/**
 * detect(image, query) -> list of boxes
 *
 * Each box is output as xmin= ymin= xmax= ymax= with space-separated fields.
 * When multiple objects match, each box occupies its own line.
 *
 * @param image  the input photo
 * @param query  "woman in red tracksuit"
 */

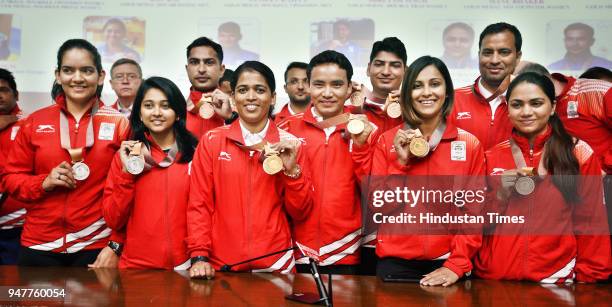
xmin=1 ymin=39 xmax=128 ymax=266
xmin=371 ymin=56 xmax=485 ymax=286
xmin=102 ymin=77 xmax=198 ymax=270
xmin=187 ymin=61 xmax=313 ymax=279
xmin=474 ymin=72 xmax=612 ymax=283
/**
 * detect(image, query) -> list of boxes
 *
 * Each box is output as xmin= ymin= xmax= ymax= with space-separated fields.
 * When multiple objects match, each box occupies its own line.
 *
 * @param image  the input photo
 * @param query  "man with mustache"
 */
xmin=275 ymin=62 xmax=310 ymax=123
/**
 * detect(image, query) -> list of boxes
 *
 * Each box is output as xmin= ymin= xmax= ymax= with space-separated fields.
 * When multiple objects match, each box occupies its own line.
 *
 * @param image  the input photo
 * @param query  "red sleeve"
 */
xmin=1 ymin=117 xmax=47 ymax=202
xmin=186 ymin=134 xmax=216 ymax=258
xmin=351 ymin=127 xmax=381 ymax=179
xmin=280 ymin=145 xmax=314 ymax=221
xmin=444 ymin=138 xmax=485 ymax=277
xmin=102 ymin=154 xmax=136 ymax=231
xmin=572 ymin=149 xmax=612 ymax=282
xmin=602 ymin=88 xmax=612 ymax=174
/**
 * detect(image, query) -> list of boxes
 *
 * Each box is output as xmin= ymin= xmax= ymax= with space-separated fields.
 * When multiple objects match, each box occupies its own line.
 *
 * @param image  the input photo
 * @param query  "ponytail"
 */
xmin=544 ymin=114 xmax=580 ymax=203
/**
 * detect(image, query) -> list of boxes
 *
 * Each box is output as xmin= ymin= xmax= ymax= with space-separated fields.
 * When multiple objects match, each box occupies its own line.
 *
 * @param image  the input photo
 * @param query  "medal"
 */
xmin=263 ymin=155 xmax=283 ymax=175
xmin=350 ymin=91 xmax=365 ymax=107
xmin=386 ymin=102 xmax=402 ymax=118
xmin=125 ymin=142 xmax=145 ymax=175
xmin=347 ymin=118 xmax=365 ymax=135
xmin=72 ymin=161 xmax=90 ymax=181
xmin=409 ymin=137 xmax=429 ymax=158
xmin=199 ymin=97 xmax=215 ymax=119
xmin=514 ymin=176 xmax=535 ymax=195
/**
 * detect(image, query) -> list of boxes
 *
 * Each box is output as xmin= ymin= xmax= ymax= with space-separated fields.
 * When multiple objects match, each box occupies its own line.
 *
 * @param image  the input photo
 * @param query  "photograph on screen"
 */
xmin=311 ymin=18 xmax=375 ymax=68
xmin=440 ymin=22 xmax=478 ymax=70
xmin=198 ymin=18 xmax=261 ymax=69
xmin=83 ymin=16 xmax=145 ymax=63
xmin=547 ymin=21 xmax=612 ymax=71
xmin=0 ymin=14 xmax=21 ymax=61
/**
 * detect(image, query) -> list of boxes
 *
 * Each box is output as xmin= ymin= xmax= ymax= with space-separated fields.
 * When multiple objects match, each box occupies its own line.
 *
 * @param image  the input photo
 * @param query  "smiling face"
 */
xmin=410 ymin=65 xmax=447 ymax=121
xmin=507 ymin=82 xmax=555 ymax=140
xmin=140 ymin=87 xmax=177 ymax=136
xmin=186 ymin=46 xmax=225 ymax=92
xmin=309 ymin=63 xmax=350 ymax=119
xmin=233 ymin=70 xmax=275 ymax=126
xmin=478 ymin=31 xmax=521 ymax=89
xmin=104 ymin=22 xmax=126 ymax=47
xmin=367 ymin=51 xmax=405 ymax=97
xmin=110 ymin=63 xmax=142 ymax=100
xmin=55 ymin=48 xmax=105 ymax=105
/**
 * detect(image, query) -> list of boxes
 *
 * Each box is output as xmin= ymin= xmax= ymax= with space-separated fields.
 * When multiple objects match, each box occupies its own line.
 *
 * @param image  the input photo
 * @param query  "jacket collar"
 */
xmin=188 ymin=86 xmax=217 ymax=103
xmin=551 ymin=73 xmax=576 ymax=100
xmin=54 ymin=93 xmax=103 ymax=116
xmin=511 ymin=125 xmax=552 ymax=153
xmin=226 ymin=118 xmax=280 ymax=145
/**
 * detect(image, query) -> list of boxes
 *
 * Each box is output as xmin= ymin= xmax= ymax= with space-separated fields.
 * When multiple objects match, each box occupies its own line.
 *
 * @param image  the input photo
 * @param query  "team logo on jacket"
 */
xmin=456 ymin=112 xmax=471 ymax=120
xmin=218 ymin=151 xmax=232 ymax=161
xmin=36 ymin=125 xmax=55 ymax=133
xmin=491 ymin=168 xmax=505 ymax=175
xmin=567 ymin=101 xmax=579 ymax=119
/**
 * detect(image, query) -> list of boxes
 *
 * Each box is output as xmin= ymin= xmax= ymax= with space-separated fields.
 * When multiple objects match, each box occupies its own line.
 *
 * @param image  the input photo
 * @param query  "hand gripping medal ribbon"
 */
xmin=403 ymin=122 xmax=446 ymax=159
xmin=262 ymin=144 xmax=283 ymax=175
xmin=126 ymin=142 xmax=146 ymax=175
xmin=59 ymin=103 xmax=99 ymax=181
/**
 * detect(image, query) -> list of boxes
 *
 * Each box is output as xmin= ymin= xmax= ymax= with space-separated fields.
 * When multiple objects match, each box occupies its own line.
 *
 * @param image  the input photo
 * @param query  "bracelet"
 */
xmin=107 ymin=241 xmax=123 ymax=256
xmin=191 ymin=256 xmax=210 ymax=265
xmin=283 ymin=164 xmax=302 ymax=179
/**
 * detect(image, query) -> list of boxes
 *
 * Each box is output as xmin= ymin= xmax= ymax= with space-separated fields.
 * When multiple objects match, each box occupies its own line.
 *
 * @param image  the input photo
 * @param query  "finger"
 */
xmin=58 ymin=161 xmax=73 ymax=170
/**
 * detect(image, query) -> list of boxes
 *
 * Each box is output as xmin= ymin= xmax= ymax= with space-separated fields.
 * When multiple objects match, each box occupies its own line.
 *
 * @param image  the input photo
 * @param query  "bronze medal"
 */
xmin=386 ymin=102 xmax=402 ymax=118
xmin=72 ymin=161 xmax=90 ymax=181
xmin=199 ymin=96 xmax=215 ymax=119
xmin=347 ymin=119 xmax=365 ymax=135
xmin=263 ymin=155 xmax=283 ymax=175
xmin=350 ymin=91 xmax=365 ymax=107
xmin=515 ymin=176 xmax=535 ymax=196
xmin=409 ymin=137 xmax=429 ymax=158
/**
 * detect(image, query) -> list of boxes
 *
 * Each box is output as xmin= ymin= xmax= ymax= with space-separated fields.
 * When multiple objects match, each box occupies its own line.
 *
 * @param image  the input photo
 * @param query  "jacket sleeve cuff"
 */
xmin=33 ymin=174 xmax=49 ymax=198
xmin=443 ymin=260 xmax=466 ymax=278
xmin=393 ymin=159 xmax=411 ymax=172
xmin=190 ymin=250 xmax=210 ymax=259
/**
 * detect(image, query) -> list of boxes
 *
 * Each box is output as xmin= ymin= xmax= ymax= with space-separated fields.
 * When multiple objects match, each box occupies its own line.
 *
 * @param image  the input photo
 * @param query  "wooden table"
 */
xmin=0 ymin=266 xmax=610 ymax=306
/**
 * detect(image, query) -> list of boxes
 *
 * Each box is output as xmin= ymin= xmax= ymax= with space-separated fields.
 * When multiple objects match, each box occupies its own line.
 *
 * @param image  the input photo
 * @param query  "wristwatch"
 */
xmin=108 ymin=241 xmax=123 ymax=256
xmin=191 ymin=256 xmax=210 ymax=265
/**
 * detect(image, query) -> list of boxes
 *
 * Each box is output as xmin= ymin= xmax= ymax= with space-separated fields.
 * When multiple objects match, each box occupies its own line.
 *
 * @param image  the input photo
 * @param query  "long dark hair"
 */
xmin=130 ymin=76 xmax=198 ymax=163
xmin=52 ymin=39 xmax=104 ymax=99
xmin=399 ymin=56 xmax=454 ymax=127
xmin=506 ymin=72 xmax=580 ymax=202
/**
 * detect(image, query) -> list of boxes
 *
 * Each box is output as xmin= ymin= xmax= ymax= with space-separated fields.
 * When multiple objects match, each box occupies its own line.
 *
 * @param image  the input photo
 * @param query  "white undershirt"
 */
xmin=478 ymin=79 xmax=507 ymax=120
xmin=240 ymin=119 xmax=270 ymax=146
xmin=311 ymin=107 xmax=335 ymax=140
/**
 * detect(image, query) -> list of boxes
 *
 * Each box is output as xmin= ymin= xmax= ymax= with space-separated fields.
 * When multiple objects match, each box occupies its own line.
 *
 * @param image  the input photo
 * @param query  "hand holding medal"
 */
xmin=347 ymin=114 xmax=374 ymax=146
xmin=384 ymin=90 xmax=402 ymax=119
xmin=498 ymin=167 xmax=537 ymax=200
xmin=42 ymin=161 xmax=77 ymax=192
xmin=268 ymin=140 xmax=301 ymax=178
xmin=349 ymin=83 xmax=366 ymax=108
xmin=119 ymin=141 xmax=145 ymax=175
xmin=262 ymin=143 xmax=283 ymax=175
xmin=198 ymin=95 xmax=215 ymax=119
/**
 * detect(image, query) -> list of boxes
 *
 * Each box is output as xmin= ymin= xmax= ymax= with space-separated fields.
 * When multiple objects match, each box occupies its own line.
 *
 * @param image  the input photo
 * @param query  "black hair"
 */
xmin=369 ymin=37 xmax=407 ymax=65
xmin=399 ymin=56 xmax=454 ymax=126
xmin=506 ymin=72 xmax=580 ymax=202
xmin=220 ymin=68 xmax=234 ymax=83
xmin=478 ymin=22 xmax=522 ymax=52
xmin=110 ymin=58 xmax=143 ymax=78
xmin=103 ymin=18 xmax=127 ymax=33
xmin=186 ymin=37 xmax=224 ymax=63
xmin=307 ymin=50 xmax=353 ymax=82
xmin=284 ymin=62 xmax=308 ymax=83
xmin=52 ymin=39 xmax=104 ymax=99
xmin=218 ymin=22 xmax=242 ymax=38
xmin=443 ymin=22 xmax=475 ymax=41
xmin=0 ymin=68 xmax=18 ymax=96
xmin=231 ymin=61 xmax=276 ymax=118
xmin=564 ymin=23 xmax=594 ymax=38
xmin=579 ymin=66 xmax=612 ymax=81
xmin=130 ymin=76 xmax=199 ymax=163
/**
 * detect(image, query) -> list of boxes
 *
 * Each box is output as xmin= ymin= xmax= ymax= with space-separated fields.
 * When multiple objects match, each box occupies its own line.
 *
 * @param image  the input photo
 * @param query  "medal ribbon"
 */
xmin=59 ymin=102 xmax=99 ymax=163
xmin=313 ymin=112 xmax=351 ymax=130
xmin=509 ymin=139 xmax=548 ymax=177
xmin=484 ymin=75 xmax=511 ymax=103
xmin=142 ymin=142 xmax=179 ymax=169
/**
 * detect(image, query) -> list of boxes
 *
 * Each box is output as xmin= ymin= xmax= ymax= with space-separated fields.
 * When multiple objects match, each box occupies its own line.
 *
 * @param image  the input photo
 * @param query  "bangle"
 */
xmin=191 ymin=256 xmax=210 ymax=265
xmin=283 ymin=164 xmax=301 ymax=179
xmin=108 ymin=241 xmax=123 ymax=256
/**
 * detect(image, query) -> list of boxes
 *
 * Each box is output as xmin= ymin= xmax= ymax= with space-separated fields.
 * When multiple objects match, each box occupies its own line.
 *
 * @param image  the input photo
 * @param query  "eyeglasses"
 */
xmin=112 ymin=73 xmax=140 ymax=81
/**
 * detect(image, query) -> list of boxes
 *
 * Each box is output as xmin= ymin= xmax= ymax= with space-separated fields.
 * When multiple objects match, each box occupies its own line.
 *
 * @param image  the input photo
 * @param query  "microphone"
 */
xmin=219 ymin=246 xmax=295 ymax=272
xmin=286 ymin=242 xmax=333 ymax=307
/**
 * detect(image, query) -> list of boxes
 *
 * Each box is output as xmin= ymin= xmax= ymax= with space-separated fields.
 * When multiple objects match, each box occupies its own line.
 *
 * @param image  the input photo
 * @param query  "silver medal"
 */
xmin=72 ymin=162 xmax=90 ymax=181
xmin=126 ymin=156 xmax=145 ymax=175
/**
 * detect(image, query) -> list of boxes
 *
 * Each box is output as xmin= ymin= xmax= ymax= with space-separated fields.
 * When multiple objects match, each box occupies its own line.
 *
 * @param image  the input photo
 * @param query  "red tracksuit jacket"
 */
xmin=475 ymin=127 xmax=612 ymax=282
xmin=371 ymin=122 xmax=485 ymax=277
xmin=449 ymin=77 xmax=514 ymax=149
xmin=185 ymin=89 xmax=225 ymax=140
xmin=274 ymin=103 xmax=302 ymax=124
xmin=1 ymin=95 xmax=129 ymax=252
xmin=187 ymin=120 xmax=313 ymax=272
xmin=351 ymin=96 xmax=404 ymax=134
xmin=102 ymin=138 xmax=190 ymax=270
xmin=0 ymin=106 xmax=28 ymax=230
xmin=277 ymin=108 xmax=373 ymax=266
xmin=552 ymin=73 xmax=612 ymax=174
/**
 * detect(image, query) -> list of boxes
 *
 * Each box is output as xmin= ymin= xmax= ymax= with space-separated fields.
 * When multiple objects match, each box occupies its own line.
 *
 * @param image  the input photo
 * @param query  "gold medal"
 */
xmin=409 ymin=137 xmax=429 ymax=158
xmin=263 ymin=155 xmax=283 ymax=175
xmin=72 ymin=161 xmax=90 ymax=181
xmin=199 ymin=96 xmax=215 ymax=119
xmin=347 ymin=119 xmax=365 ymax=135
xmin=386 ymin=102 xmax=402 ymax=118
xmin=515 ymin=176 xmax=535 ymax=196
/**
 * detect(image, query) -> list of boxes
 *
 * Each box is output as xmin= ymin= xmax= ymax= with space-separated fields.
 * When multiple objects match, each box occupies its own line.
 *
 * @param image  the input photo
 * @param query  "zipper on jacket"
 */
xmin=165 ymin=168 xmax=173 ymax=269
xmin=246 ymin=152 xmax=253 ymax=271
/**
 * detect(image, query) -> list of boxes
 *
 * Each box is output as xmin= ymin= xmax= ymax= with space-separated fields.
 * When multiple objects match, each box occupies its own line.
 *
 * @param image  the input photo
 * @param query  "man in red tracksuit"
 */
xmin=278 ymin=50 xmax=375 ymax=274
xmin=0 ymin=68 xmax=27 ymax=264
xmin=449 ymin=22 xmax=523 ymax=149
xmin=184 ymin=37 xmax=234 ymax=139
xmin=275 ymin=62 xmax=310 ymax=123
